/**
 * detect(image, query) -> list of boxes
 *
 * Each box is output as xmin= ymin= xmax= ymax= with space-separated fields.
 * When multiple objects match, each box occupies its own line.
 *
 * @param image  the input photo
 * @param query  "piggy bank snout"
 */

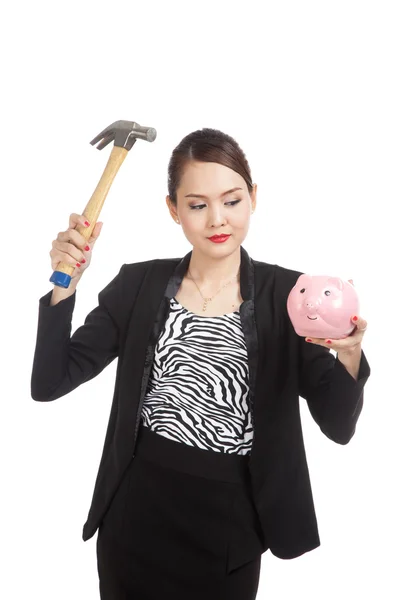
xmin=304 ymin=295 xmax=321 ymax=310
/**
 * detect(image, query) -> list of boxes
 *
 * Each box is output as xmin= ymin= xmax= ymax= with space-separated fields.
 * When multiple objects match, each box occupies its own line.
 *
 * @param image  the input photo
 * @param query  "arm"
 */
xmin=298 ymin=336 xmax=371 ymax=444
xmin=337 ymin=345 xmax=362 ymax=380
xmin=31 ymin=265 xmax=126 ymax=402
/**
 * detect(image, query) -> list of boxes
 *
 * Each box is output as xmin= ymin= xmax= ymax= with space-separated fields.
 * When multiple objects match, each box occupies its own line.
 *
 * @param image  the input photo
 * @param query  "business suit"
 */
xmin=31 ymin=245 xmax=371 ymax=578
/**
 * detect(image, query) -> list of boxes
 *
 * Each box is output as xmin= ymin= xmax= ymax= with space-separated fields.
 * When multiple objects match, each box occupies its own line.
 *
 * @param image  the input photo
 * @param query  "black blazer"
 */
xmin=31 ymin=245 xmax=371 ymax=560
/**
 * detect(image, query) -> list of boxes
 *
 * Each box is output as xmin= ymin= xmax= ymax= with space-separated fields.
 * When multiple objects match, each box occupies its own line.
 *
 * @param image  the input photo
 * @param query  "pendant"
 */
xmin=203 ymin=297 xmax=212 ymax=312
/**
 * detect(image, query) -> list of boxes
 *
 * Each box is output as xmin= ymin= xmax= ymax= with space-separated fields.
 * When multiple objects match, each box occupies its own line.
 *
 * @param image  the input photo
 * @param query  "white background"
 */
xmin=1 ymin=0 xmax=398 ymax=598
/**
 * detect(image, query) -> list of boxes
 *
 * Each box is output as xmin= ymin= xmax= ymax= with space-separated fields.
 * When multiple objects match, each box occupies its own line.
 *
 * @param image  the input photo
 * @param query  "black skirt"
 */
xmin=96 ymin=423 xmax=265 ymax=599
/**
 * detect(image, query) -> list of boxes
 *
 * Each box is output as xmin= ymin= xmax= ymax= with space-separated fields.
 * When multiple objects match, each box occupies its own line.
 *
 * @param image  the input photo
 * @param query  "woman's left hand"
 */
xmin=305 ymin=279 xmax=368 ymax=353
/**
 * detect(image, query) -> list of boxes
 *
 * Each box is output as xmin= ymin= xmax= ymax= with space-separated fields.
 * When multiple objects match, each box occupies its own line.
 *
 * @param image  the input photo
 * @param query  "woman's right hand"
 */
xmin=50 ymin=213 xmax=103 ymax=285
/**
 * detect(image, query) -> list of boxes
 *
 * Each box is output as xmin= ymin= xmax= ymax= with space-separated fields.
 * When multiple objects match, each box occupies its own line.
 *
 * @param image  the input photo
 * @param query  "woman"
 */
xmin=31 ymin=128 xmax=371 ymax=599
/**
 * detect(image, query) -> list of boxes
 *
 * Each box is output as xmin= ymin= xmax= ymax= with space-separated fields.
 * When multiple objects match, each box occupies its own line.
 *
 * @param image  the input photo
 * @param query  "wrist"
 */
xmin=337 ymin=343 xmax=362 ymax=358
xmin=50 ymin=276 xmax=80 ymax=306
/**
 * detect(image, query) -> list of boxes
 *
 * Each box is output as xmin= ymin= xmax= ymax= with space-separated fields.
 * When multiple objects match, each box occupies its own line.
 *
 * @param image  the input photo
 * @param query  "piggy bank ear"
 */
xmin=326 ymin=277 xmax=344 ymax=291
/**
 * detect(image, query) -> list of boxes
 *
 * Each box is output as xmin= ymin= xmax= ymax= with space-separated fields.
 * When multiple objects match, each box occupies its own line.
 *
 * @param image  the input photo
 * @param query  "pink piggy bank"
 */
xmin=287 ymin=274 xmax=360 ymax=340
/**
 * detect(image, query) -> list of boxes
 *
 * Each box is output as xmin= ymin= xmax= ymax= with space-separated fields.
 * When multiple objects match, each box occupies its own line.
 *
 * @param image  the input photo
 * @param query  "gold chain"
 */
xmin=187 ymin=266 xmax=240 ymax=312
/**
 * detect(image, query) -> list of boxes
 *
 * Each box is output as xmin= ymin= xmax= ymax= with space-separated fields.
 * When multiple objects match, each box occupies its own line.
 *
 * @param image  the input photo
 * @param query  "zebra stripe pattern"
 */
xmin=140 ymin=297 xmax=254 ymax=455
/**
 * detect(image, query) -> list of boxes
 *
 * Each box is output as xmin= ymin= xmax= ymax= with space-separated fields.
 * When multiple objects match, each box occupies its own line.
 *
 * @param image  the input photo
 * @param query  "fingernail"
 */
xmin=84 ymin=221 xmax=90 ymax=227
xmin=306 ymin=338 xmax=312 ymax=342
xmin=326 ymin=340 xmax=332 ymax=344
xmin=76 ymin=262 xmax=81 ymax=267
xmin=353 ymin=316 xmax=358 ymax=321
xmin=85 ymin=245 xmax=90 ymax=251
xmin=81 ymin=259 xmax=86 ymax=264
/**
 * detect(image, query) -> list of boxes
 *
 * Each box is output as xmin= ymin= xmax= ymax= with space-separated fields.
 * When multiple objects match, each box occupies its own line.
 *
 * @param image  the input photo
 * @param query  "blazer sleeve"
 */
xmin=298 ymin=335 xmax=371 ymax=444
xmin=31 ymin=265 xmax=126 ymax=402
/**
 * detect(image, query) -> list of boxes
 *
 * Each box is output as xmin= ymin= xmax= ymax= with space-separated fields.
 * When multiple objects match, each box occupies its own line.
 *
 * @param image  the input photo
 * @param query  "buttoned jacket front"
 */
xmin=31 ymin=245 xmax=371 ymax=559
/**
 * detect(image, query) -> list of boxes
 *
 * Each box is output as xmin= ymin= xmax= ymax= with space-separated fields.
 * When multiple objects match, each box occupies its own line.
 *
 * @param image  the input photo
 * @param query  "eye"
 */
xmin=300 ymin=288 xmax=331 ymax=296
xmin=189 ymin=199 xmax=242 ymax=210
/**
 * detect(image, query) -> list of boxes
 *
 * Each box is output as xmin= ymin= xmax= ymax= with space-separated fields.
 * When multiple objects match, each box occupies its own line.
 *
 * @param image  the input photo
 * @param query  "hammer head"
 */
xmin=90 ymin=120 xmax=157 ymax=151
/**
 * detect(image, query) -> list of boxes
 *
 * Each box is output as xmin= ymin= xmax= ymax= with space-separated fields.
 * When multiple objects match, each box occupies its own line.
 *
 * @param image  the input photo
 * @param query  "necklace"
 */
xmin=187 ymin=266 xmax=240 ymax=312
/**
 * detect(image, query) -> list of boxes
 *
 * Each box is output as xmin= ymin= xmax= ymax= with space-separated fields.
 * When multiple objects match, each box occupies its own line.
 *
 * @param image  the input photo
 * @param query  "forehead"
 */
xmin=179 ymin=161 xmax=244 ymax=192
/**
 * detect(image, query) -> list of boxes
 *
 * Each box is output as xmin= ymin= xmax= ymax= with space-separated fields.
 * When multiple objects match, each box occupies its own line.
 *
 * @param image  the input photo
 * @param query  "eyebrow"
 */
xmin=184 ymin=187 xmax=243 ymax=200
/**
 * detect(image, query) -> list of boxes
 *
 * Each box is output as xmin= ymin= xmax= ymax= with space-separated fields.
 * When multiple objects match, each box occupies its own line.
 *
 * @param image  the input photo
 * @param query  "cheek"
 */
xmin=237 ymin=203 xmax=252 ymax=218
xmin=232 ymin=210 xmax=251 ymax=227
xmin=180 ymin=215 xmax=202 ymax=232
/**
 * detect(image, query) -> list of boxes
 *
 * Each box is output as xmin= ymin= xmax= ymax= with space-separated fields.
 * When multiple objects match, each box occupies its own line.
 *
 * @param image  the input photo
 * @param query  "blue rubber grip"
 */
xmin=49 ymin=271 xmax=72 ymax=288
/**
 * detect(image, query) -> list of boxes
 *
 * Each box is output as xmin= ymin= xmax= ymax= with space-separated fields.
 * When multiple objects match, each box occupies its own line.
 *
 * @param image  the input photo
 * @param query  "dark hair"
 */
xmin=167 ymin=128 xmax=254 ymax=206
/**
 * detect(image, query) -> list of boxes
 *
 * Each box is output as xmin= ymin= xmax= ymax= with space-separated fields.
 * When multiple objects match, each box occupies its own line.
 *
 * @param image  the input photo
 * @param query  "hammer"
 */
xmin=49 ymin=120 xmax=157 ymax=288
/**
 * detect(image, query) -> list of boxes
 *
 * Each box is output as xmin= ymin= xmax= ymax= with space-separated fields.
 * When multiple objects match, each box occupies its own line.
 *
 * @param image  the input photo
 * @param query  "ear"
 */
xmin=166 ymin=195 xmax=173 ymax=212
xmin=326 ymin=277 xmax=344 ymax=291
xmin=166 ymin=195 xmax=178 ymax=221
xmin=251 ymin=183 xmax=257 ymax=211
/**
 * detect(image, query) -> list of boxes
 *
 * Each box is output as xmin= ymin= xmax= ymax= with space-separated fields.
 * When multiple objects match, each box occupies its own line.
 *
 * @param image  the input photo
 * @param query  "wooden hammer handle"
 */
xmin=50 ymin=145 xmax=129 ymax=288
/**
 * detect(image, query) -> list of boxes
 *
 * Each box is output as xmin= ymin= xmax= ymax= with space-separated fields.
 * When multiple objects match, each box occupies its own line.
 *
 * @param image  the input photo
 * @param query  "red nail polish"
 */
xmin=84 ymin=221 xmax=90 ymax=227
xmin=85 ymin=245 xmax=90 ymax=251
xmin=81 ymin=258 xmax=86 ymax=264
xmin=306 ymin=338 xmax=312 ymax=342
xmin=353 ymin=316 xmax=358 ymax=321
xmin=76 ymin=262 xmax=81 ymax=267
xmin=327 ymin=340 xmax=332 ymax=344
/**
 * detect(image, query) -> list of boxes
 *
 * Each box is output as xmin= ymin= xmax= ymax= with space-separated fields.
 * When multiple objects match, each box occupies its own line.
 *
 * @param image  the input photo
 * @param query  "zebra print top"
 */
xmin=140 ymin=296 xmax=254 ymax=455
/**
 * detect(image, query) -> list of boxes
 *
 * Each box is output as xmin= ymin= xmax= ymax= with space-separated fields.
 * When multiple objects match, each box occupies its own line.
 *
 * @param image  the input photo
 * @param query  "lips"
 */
xmin=209 ymin=234 xmax=231 ymax=240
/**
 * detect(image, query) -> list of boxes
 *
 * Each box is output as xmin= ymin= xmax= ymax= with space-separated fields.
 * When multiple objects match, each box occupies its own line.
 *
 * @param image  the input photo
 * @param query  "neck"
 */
xmin=186 ymin=245 xmax=241 ymax=287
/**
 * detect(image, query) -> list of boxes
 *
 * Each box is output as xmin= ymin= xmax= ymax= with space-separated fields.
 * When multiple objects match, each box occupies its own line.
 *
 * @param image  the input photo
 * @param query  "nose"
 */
xmin=208 ymin=208 xmax=228 ymax=228
xmin=305 ymin=296 xmax=321 ymax=309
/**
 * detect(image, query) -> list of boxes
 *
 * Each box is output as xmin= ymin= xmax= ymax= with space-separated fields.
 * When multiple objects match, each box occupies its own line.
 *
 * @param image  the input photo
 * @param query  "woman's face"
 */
xmin=166 ymin=161 xmax=257 ymax=252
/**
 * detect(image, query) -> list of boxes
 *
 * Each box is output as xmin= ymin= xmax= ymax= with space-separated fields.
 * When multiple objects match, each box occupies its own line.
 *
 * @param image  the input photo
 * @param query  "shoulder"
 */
xmin=123 ymin=257 xmax=158 ymax=274
xmin=252 ymin=257 xmax=304 ymax=294
xmin=120 ymin=255 xmax=182 ymax=288
xmin=123 ymin=255 xmax=181 ymax=277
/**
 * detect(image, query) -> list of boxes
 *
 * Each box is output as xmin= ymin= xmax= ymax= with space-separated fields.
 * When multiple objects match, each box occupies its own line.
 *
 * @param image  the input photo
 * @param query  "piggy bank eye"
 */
xmin=300 ymin=288 xmax=306 ymax=293
xmin=324 ymin=290 xmax=331 ymax=296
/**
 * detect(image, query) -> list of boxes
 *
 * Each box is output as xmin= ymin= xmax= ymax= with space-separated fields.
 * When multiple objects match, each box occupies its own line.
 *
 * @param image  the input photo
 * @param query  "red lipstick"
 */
xmin=208 ymin=234 xmax=231 ymax=243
